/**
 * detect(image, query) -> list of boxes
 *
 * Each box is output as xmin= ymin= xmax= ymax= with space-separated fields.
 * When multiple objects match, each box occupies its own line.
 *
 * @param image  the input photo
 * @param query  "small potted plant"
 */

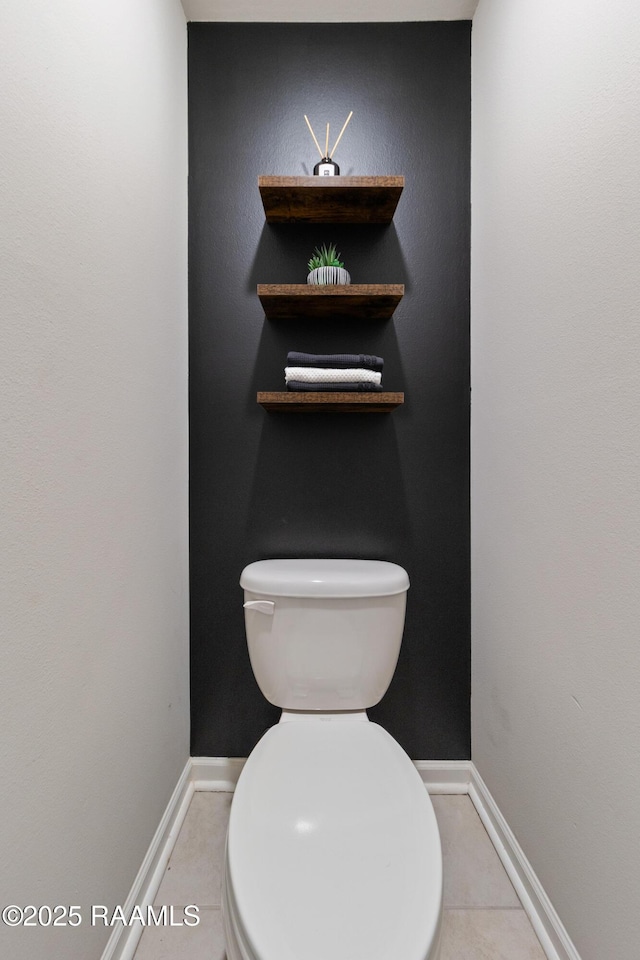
xmin=307 ymin=243 xmax=351 ymax=286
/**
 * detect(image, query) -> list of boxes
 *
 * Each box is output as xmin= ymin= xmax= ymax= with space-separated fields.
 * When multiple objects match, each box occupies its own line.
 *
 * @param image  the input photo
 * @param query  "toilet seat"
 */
xmin=223 ymin=718 xmax=442 ymax=960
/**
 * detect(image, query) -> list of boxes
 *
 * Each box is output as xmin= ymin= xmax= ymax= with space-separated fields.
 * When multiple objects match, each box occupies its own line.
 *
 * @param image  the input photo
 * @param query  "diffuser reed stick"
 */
xmin=330 ymin=111 xmax=353 ymax=158
xmin=304 ymin=115 xmax=324 ymax=159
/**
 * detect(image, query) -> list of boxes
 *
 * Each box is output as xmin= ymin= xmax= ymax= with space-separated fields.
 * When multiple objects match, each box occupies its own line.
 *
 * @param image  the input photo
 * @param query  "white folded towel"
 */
xmin=284 ymin=367 xmax=382 ymax=385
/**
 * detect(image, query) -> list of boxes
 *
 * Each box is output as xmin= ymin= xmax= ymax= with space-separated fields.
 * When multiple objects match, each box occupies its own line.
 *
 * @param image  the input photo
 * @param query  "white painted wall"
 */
xmin=0 ymin=2 xmax=189 ymax=958
xmin=471 ymin=2 xmax=640 ymax=959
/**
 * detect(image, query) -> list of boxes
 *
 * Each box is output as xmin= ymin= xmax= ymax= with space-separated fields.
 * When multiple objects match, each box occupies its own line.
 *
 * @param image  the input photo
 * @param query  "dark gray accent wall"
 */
xmin=189 ymin=22 xmax=470 ymax=759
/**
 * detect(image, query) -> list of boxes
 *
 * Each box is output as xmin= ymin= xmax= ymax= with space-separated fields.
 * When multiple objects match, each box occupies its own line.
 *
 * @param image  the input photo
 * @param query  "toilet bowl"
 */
xmin=223 ymin=559 xmax=443 ymax=960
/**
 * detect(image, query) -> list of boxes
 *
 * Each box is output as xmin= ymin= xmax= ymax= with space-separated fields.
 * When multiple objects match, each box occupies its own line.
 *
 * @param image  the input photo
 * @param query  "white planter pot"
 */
xmin=307 ymin=266 xmax=351 ymax=286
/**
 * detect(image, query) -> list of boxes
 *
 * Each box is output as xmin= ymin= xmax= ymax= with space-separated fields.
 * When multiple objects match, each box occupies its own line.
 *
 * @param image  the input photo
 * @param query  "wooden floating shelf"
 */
xmin=259 ymin=176 xmax=404 ymax=223
xmin=257 ymin=392 xmax=404 ymax=413
xmin=257 ymin=284 xmax=404 ymax=320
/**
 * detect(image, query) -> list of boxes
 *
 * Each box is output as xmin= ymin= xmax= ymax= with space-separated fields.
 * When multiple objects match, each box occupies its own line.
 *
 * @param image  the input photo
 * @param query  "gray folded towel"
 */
xmin=286 ymin=381 xmax=383 ymax=392
xmin=286 ymin=351 xmax=384 ymax=372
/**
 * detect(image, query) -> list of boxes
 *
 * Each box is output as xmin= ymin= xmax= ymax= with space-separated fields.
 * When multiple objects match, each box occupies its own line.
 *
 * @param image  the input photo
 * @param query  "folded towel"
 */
xmin=287 ymin=381 xmax=383 ymax=392
xmin=285 ymin=367 xmax=382 ymax=385
xmin=287 ymin=351 xmax=383 ymax=372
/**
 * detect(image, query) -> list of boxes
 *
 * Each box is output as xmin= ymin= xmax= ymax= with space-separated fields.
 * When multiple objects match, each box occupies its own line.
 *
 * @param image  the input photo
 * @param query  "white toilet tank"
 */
xmin=240 ymin=559 xmax=410 ymax=712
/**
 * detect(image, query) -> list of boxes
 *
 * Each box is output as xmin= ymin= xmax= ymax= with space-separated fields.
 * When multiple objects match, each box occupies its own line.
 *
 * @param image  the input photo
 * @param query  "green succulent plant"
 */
xmin=308 ymin=243 xmax=345 ymax=271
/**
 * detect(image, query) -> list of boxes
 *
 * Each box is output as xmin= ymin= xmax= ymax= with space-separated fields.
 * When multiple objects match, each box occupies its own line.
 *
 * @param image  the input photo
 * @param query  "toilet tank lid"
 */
xmin=240 ymin=559 xmax=410 ymax=598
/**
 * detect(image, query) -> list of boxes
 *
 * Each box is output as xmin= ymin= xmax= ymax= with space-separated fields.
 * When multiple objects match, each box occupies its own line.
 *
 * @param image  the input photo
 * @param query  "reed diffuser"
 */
xmin=304 ymin=111 xmax=353 ymax=176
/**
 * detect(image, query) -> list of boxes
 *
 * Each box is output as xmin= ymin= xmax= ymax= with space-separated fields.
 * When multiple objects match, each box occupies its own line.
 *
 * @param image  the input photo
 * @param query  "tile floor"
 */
xmin=133 ymin=791 xmax=547 ymax=960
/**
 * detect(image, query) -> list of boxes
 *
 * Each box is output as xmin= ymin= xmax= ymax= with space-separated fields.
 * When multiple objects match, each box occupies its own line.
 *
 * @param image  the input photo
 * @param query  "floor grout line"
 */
xmin=445 ymin=905 xmax=525 ymax=911
xmin=152 ymin=904 xmax=222 ymax=909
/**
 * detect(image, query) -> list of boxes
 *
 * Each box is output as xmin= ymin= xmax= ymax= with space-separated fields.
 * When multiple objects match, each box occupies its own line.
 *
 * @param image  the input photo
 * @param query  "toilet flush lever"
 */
xmin=243 ymin=600 xmax=275 ymax=616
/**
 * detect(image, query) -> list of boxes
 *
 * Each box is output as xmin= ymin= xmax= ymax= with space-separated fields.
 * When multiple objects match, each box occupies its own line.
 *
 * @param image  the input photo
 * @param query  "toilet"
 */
xmin=222 ymin=559 xmax=443 ymax=960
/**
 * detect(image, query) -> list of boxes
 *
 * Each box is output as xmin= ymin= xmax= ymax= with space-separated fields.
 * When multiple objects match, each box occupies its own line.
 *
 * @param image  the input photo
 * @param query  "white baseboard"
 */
xmin=108 ymin=756 xmax=581 ymax=960
xmin=100 ymin=760 xmax=193 ymax=960
xmin=468 ymin=765 xmax=582 ymax=960
xmin=190 ymin=756 xmax=473 ymax=794
xmin=414 ymin=759 xmax=472 ymax=793
xmin=190 ymin=755 xmax=246 ymax=790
